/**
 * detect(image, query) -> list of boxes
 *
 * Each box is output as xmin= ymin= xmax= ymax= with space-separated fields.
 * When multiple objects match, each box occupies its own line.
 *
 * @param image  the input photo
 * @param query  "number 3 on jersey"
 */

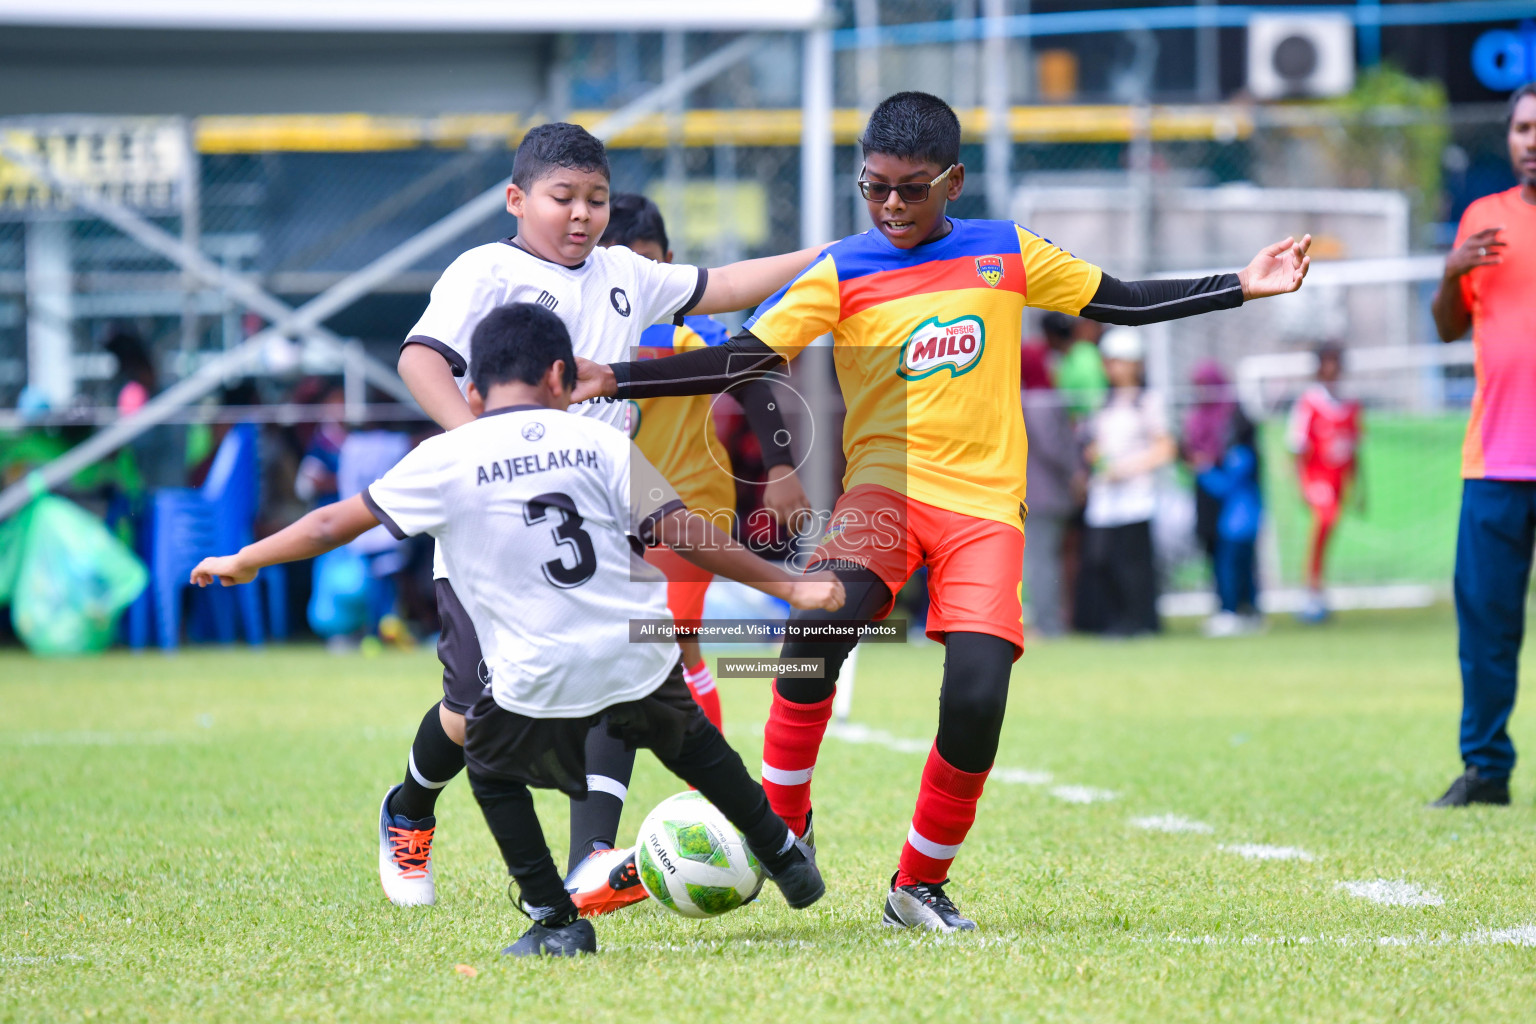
xmin=524 ymin=492 xmax=597 ymax=588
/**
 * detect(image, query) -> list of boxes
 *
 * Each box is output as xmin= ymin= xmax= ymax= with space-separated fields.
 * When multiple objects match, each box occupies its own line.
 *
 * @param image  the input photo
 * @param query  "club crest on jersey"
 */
xmin=974 ymin=255 xmax=1004 ymax=287
xmin=521 ymin=422 xmax=545 ymax=441
xmin=626 ymin=400 xmax=641 ymax=439
xmin=897 ymin=315 xmax=985 ymax=381
xmin=820 ymin=512 xmax=857 ymax=545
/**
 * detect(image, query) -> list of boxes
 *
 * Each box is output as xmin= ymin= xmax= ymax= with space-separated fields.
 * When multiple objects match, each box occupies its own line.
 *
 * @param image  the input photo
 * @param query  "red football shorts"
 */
xmin=811 ymin=484 xmax=1025 ymax=658
xmin=1300 ymin=463 xmax=1349 ymax=521
xmin=644 ymin=544 xmax=713 ymax=626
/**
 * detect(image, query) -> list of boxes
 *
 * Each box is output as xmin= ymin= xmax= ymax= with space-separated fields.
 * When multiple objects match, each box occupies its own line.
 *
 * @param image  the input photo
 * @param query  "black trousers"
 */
xmin=1076 ymin=519 xmax=1161 ymax=636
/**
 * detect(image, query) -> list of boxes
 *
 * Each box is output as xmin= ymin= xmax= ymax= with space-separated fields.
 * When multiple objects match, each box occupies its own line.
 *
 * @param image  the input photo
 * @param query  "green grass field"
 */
xmin=6 ymin=606 xmax=1536 ymax=1023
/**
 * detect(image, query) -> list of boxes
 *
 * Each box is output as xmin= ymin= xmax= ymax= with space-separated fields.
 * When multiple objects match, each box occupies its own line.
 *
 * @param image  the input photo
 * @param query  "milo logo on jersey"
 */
xmin=897 ymin=315 xmax=985 ymax=381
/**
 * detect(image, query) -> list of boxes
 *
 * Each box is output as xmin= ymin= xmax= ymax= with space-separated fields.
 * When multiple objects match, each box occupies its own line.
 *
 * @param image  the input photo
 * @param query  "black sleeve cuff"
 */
xmin=362 ymin=488 xmax=409 ymax=540
xmin=401 ymin=335 xmax=467 ymax=377
xmin=637 ymin=498 xmax=687 ymax=548
xmin=676 ymin=267 xmax=709 ymax=320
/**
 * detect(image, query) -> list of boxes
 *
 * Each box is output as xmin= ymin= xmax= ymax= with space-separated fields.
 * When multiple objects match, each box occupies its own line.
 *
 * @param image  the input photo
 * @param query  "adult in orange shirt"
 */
xmin=1429 ymin=83 xmax=1536 ymax=807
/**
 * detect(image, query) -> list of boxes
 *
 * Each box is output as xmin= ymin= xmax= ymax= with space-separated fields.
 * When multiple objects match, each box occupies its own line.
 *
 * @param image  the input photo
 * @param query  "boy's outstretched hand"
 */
xmin=1238 ymin=234 xmax=1312 ymax=300
xmin=573 ymin=357 xmax=616 ymax=403
xmin=786 ymin=570 xmax=845 ymax=612
xmin=191 ymin=555 xmax=254 ymax=588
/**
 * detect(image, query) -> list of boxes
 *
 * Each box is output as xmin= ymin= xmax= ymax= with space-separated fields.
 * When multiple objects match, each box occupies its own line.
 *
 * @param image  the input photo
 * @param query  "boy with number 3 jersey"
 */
xmin=578 ymin=92 xmax=1312 ymax=932
xmin=193 ymin=303 xmax=840 ymax=957
xmin=377 ymin=123 xmax=822 ymax=908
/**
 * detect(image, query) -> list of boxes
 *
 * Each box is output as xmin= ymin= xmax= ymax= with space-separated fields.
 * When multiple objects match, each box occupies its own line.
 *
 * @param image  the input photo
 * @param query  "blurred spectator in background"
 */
xmin=1183 ymin=359 xmax=1265 ymax=636
xmin=105 ymin=326 xmax=186 ymax=491
xmin=293 ymin=379 xmax=347 ymax=509
xmin=1076 ymin=328 xmax=1173 ymax=637
xmin=1049 ymin=313 xmax=1108 ymax=420
xmin=1191 ymin=386 xmax=1264 ymax=638
xmin=1183 ymin=360 xmax=1235 ymax=576
xmin=337 ymin=413 xmax=411 ymax=642
xmin=1426 ymin=83 xmax=1536 ymax=808
xmin=1286 ymin=341 xmax=1361 ymax=624
xmin=1020 ymin=343 xmax=1078 ymax=638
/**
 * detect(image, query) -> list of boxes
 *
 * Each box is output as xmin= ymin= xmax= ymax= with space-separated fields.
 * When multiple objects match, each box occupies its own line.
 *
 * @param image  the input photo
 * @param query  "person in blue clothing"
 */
xmin=1196 ymin=404 xmax=1264 ymax=637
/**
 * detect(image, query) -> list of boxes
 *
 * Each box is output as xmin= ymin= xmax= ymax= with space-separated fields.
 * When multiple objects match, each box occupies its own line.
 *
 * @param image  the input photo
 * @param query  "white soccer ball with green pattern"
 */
xmin=634 ymin=791 xmax=766 ymax=918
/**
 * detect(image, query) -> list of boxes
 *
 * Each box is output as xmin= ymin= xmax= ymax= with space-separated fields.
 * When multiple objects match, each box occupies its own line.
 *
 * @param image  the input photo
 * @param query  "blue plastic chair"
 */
xmin=135 ymin=423 xmax=288 ymax=650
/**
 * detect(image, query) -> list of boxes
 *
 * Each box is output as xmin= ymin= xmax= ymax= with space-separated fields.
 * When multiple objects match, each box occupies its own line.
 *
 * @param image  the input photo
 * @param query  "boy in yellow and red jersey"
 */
xmin=601 ymin=194 xmax=811 ymax=729
xmin=577 ymin=92 xmax=1311 ymax=932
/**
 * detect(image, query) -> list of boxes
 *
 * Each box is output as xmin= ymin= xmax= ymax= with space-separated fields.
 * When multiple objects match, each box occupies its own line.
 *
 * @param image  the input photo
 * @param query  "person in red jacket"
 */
xmin=1286 ymin=341 xmax=1361 ymax=623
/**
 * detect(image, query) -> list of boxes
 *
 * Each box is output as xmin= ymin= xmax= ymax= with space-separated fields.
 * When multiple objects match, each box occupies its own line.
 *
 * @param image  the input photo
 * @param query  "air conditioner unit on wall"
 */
xmin=1247 ymin=13 xmax=1356 ymax=100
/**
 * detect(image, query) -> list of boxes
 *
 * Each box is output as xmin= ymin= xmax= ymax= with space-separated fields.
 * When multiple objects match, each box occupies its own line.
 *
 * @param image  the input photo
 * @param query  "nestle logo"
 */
xmin=898 ymin=315 xmax=985 ymax=381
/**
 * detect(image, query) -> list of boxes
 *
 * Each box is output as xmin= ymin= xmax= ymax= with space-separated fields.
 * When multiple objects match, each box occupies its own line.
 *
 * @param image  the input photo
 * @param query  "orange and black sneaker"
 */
xmin=377 ymin=784 xmax=437 ymax=906
xmin=563 ymin=847 xmax=649 ymax=917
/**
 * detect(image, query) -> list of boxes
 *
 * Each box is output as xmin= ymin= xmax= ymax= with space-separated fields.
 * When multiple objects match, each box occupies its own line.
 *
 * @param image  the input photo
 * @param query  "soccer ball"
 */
xmin=634 ymin=791 xmax=765 ymax=918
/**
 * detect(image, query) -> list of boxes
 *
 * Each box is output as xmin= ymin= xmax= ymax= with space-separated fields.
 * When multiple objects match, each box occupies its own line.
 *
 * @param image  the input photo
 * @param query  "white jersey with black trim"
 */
xmin=404 ymin=239 xmax=706 ymax=434
xmin=406 ymin=239 xmax=704 ymax=580
xmin=364 ymin=404 xmax=684 ymax=718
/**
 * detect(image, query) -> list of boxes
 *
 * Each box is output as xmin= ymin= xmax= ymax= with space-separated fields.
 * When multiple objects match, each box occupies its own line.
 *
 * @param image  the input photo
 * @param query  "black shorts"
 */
xmin=463 ymin=662 xmax=702 ymax=797
xmin=435 ymin=578 xmax=489 ymax=714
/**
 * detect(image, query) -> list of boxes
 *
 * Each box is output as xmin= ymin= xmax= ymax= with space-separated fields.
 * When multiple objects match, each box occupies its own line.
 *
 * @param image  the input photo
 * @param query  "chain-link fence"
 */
xmin=2 ymin=102 xmax=1509 ymax=407
xmin=0 ymin=98 xmax=1511 ymax=607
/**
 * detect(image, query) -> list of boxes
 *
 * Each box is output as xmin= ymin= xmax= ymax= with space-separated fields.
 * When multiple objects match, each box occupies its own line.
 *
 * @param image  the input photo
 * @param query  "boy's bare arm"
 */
xmin=399 ymin=344 xmax=475 ymax=430
xmin=654 ymin=507 xmax=843 ymax=612
xmin=190 ymin=495 xmax=379 ymax=587
xmin=692 ymin=246 xmax=823 ymax=315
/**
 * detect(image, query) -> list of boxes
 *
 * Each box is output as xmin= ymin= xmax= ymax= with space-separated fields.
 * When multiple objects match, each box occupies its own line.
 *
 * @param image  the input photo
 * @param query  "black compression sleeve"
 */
xmin=733 ymin=378 xmax=795 ymax=469
xmin=1080 ymin=272 xmax=1244 ymax=326
xmin=614 ymin=332 xmax=785 ymax=399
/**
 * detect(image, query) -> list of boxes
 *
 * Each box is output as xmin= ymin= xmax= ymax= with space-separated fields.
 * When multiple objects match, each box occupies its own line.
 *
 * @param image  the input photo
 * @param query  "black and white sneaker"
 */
xmin=502 ymin=917 xmax=597 ymax=957
xmin=881 ymin=873 xmax=977 ymax=933
xmin=754 ymin=836 xmax=825 ymax=909
xmin=1428 ymin=766 xmax=1510 ymax=807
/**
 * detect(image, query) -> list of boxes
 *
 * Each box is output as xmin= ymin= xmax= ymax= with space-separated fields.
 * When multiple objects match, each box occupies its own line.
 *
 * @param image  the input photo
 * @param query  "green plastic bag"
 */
xmin=0 ymin=505 xmax=28 ymax=608
xmin=9 ymin=496 xmax=147 ymax=656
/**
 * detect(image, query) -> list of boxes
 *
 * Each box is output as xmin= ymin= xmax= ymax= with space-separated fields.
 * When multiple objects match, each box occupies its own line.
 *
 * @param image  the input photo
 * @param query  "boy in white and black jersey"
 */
xmin=384 ymin=122 xmax=821 ymax=907
xmin=192 ymin=303 xmax=842 ymax=957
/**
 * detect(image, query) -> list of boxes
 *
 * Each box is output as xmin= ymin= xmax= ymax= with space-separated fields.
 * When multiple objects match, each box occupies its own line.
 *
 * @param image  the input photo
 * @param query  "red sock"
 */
xmin=760 ymin=683 xmax=835 ymax=838
xmin=1308 ymin=507 xmax=1337 ymax=591
xmin=895 ymin=745 xmax=991 ymax=887
xmin=683 ymin=659 xmax=723 ymax=731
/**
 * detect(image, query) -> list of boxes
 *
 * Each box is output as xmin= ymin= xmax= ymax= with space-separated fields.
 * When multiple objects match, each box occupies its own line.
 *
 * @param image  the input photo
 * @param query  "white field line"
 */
xmin=2 ymin=730 xmax=185 ymax=746
xmin=1 ymin=954 xmax=86 ymax=965
xmin=826 ymin=723 xmax=1069 ymax=795
xmin=1049 ymin=785 xmax=1119 ymax=804
xmin=1219 ymin=843 xmax=1316 ymax=862
xmin=1161 ymin=925 xmax=1532 ymax=948
xmin=993 ymin=768 xmax=1054 ymax=786
xmin=2 ymin=726 xmax=416 ymax=746
xmin=1336 ymin=879 xmax=1445 ymax=907
xmin=825 ymin=722 xmax=929 ymax=755
xmin=606 ymin=938 xmax=816 ymax=953
xmin=1131 ymin=814 xmax=1215 ymax=834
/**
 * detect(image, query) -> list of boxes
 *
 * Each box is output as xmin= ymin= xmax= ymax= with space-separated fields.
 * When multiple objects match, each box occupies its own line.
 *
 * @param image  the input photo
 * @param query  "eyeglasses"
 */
xmin=857 ymin=164 xmax=956 ymax=203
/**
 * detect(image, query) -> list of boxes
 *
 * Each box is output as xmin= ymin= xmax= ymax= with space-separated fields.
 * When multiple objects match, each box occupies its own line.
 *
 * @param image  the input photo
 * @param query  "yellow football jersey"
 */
xmin=743 ymin=219 xmax=1101 ymax=531
xmin=631 ymin=317 xmax=739 ymax=524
